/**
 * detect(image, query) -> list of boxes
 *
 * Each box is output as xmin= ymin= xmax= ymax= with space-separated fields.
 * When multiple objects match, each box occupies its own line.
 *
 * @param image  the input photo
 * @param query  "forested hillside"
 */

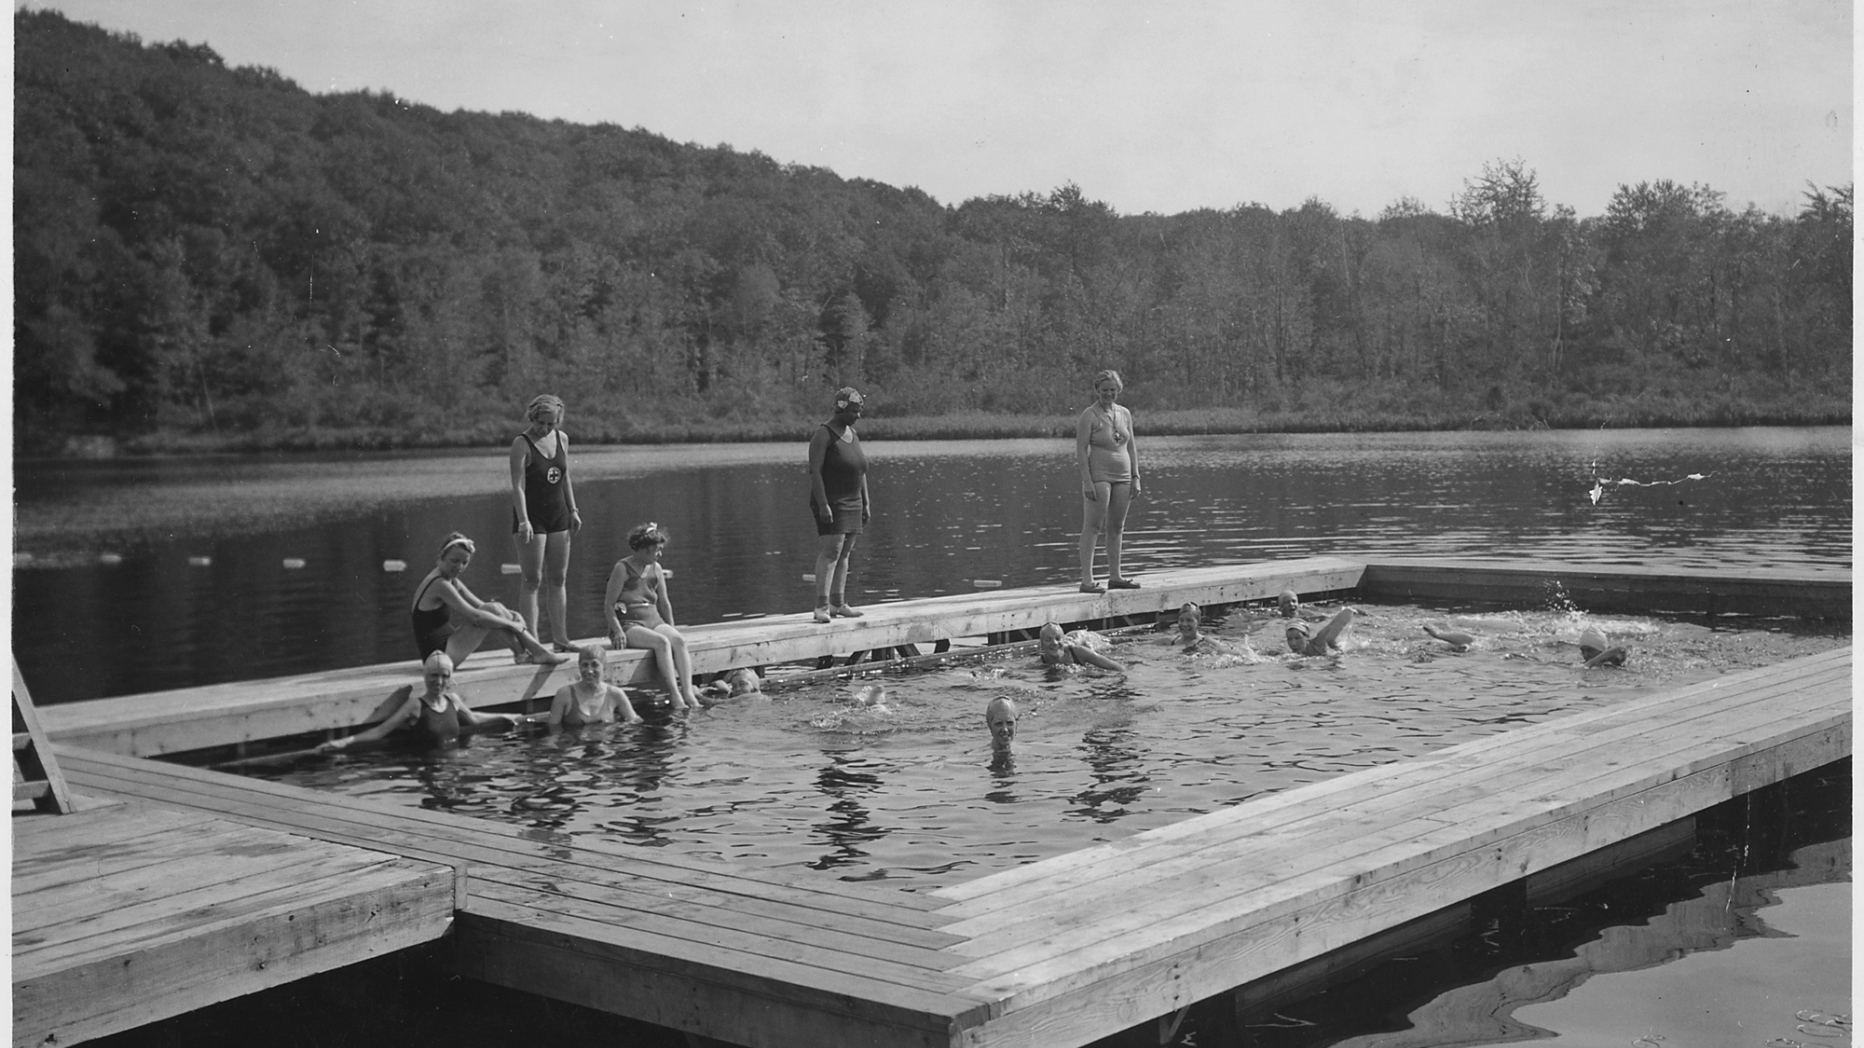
xmin=14 ymin=10 xmax=1851 ymax=454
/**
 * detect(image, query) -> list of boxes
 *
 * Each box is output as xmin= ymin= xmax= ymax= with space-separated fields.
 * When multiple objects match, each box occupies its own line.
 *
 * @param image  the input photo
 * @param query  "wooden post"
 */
xmin=12 ymin=658 xmax=75 ymax=814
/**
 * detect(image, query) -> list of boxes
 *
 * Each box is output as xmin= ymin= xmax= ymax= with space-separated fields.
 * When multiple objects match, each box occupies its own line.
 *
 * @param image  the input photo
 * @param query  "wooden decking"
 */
xmin=12 ymin=798 xmax=458 ymax=1047
xmin=50 ymin=643 xmax=1850 ymax=1048
xmin=37 ymin=555 xmax=1847 ymax=760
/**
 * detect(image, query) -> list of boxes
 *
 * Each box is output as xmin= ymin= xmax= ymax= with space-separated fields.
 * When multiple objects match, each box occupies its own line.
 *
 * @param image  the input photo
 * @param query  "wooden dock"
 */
xmin=12 ymin=797 xmax=458 ymax=1047
xmin=43 ymin=633 xmax=1850 ymax=1047
xmin=36 ymin=556 xmax=1847 ymax=759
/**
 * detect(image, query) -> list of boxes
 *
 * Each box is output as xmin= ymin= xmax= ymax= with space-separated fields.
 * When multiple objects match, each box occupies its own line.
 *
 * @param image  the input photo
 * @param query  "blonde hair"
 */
xmin=526 ymin=394 xmax=565 ymax=422
xmin=1092 ymin=369 xmax=1124 ymax=391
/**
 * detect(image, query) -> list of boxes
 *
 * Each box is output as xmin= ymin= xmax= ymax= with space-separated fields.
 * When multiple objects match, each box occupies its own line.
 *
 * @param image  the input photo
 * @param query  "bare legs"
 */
xmin=1078 ymin=481 xmax=1133 ymax=587
xmin=814 ymin=533 xmax=860 ymax=615
xmin=444 ymin=601 xmax=564 ymax=668
xmin=515 ymin=529 xmax=573 ymax=647
xmin=625 ymin=623 xmax=699 ymax=708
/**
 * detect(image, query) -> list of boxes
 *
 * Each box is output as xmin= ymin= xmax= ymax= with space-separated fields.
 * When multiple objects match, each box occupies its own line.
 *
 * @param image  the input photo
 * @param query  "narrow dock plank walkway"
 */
xmin=53 ymin=644 xmax=1849 ymax=1048
xmin=12 ymin=799 xmax=457 ymax=1048
xmin=38 ymin=558 xmax=1368 ymax=756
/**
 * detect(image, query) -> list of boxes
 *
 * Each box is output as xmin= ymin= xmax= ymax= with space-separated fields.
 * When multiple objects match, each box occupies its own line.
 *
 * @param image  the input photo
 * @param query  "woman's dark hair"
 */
xmin=627 ymin=522 xmax=668 ymax=551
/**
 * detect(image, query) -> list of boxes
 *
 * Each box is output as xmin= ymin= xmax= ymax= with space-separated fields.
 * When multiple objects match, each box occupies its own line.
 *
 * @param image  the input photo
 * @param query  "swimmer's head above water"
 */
xmin=1177 ymin=602 xmax=1202 ymax=643
xmin=1277 ymin=590 xmax=1301 ymax=617
xmin=985 ymin=697 xmax=1019 ymax=749
xmin=421 ymin=650 xmax=455 ymax=691
xmin=1036 ymin=623 xmax=1068 ymax=665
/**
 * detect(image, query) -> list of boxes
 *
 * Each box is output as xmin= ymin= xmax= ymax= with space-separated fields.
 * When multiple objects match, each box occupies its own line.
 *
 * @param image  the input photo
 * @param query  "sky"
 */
xmin=10 ymin=1 xmax=1856 ymax=218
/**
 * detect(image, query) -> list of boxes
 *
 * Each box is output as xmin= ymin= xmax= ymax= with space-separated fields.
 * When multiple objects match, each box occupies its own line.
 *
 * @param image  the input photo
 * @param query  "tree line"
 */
xmin=14 ymin=10 xmax=1852 ymax=454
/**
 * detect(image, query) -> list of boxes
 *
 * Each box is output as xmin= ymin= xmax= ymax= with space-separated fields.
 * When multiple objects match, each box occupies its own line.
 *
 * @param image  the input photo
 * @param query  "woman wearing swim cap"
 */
xmin=807 ymin=387 xmax=870 ymax=623
xmin=410 ymin=532 xmax=567 ymax=668
xmin=1076 ymin=369 xmax=1141 ymax=593
xmin=509 ymin=393 xmax=580 ymax=653
xmin=317 ymin=651 xmax=537 ymax=752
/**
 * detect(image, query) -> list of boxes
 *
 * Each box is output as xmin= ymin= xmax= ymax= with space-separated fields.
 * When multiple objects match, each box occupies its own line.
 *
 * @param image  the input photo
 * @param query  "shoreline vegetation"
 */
xmin=64 ymin=391 xmax=1854 ymax=458
xmin=16 ymin=11 xmax=1851 ymax=460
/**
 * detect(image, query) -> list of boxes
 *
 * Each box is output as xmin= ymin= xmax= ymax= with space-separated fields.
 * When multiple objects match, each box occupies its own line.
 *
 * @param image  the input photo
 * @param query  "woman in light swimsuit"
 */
xmin=1075 ymin=369 xmax=1141 ymax=593
xmin=541 ymin=647 xmax=642 ymax=726
xmin=603 ymin=522 xmax=700 ymax=709
xmin=318 ymin=652 xmax=533 ymax=752
xmin=410 ymin=533 xmax=566 ymax=668
xmin=1036 ymin=622 xmax=1125 ymax=671
xmin=509 ymin=393 xmax=581 ymax=651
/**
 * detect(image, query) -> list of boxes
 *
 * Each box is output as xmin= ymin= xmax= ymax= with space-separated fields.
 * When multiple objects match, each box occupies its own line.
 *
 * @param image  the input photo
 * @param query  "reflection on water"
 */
xmin=246 ymin=603 xmax=1847 ymax=894
xmin=12 ymin=427 xmax=1851 ymax=704
xmin=1172 ymin=762 xmax=1850 ymax=1048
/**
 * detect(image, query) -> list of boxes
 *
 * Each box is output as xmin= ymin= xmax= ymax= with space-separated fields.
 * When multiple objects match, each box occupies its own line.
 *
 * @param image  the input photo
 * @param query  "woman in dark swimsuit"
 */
xmin=317 ymin=652 xmax=533 ymax=752
xmin=542 ymin=647 xmax=642 ymax=726
xmin=509 ymin=394 xmax=581 ymax=652
xmin=603 ymin=523 xmax=699 ymax=709
xmin=807 ymin=387 xmax=870 ymax=623
xmin=412 ymin=532 xmax=565 ymax=667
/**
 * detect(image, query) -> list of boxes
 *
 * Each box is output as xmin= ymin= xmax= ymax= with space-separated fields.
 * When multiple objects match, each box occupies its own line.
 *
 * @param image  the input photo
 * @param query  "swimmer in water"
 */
xmin=1422 ymin=624 xmax=1476 ymax=652
xmin=318 ymin=652 xmax=533 ymax=751
xmin=1175 ymin=602 xmax=1242 ymax=656
xmin=1579 ymin=626 xmax=1627 ymax=668
xmin=1277 ymin=589 xmax=1341 ymax=622
xmin=541 ymin=647 xmax=643 ymax=726
xmin=985 ymin=696 xmax=1019 ymax=752
xmin=699 ymin=667 xmax=764 ymax=704
xmin=1284 ymin=606 xmax=1357 ymax=656
xmin=1036 ymin=622 xmax=1125 ymax=671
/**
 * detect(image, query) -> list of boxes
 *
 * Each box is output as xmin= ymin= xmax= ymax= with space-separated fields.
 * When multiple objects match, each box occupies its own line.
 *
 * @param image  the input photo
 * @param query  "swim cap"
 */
xmin=1579 ymin=626 xmax=1609 ymax=654
xmin=834 ymin=387 xmax=864 ymax=410
xmin=423 ymin=651 xmax=455 ymax=673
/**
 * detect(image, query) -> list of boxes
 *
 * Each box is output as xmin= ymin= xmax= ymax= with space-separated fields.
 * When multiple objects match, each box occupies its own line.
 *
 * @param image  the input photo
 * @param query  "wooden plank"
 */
xmin=58 ymin=746 xmax=954 ymax=923
xmin=941 ymin=658 xmax=1847 ymax=951
xmin=59 ymin=760 xmax=967 ymax=976
xmin=1360 ymin=558 xmax=1850 ymax=619
xmin=934 ymin=650 xmax=1849 ymax=913
xmin=15 ymin=859 xmax=454 ymax=1048
xmin=452 ymin=904 xmax=987 ymax=1048
xmin=13 ymin=821 xmax=286 ymax=896
xmin=945 ymin=722 xmax=1848 ymax=1041
xmin=39 ymin=558 xmax=1368 ymax=756
xmin=13 ymin=657 xmax=75 ymax=814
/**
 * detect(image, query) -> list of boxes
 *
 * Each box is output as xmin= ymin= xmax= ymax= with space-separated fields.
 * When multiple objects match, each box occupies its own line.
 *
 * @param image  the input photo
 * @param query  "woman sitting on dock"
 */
xmin=541 ymin=647 xmax=643 ymax=726
xmin=318 ymin=652 xmax=532 ymax=752
xmin=605 ymin=522 xmax=700 ymax=710
xmin=1037 ymin=622 xmax=1125 ymax=671
xmin=411 ymin=533 xmax=567 ymax=668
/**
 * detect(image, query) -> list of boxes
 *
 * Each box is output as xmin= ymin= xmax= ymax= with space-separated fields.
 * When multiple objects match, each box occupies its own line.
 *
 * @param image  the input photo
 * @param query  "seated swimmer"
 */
xmin=541 ymin=647 xmax=643 ymax=726
xmin=1037 ymin=622 xmax=1124 ymax=671
xmin=1579 ymin=626 xmax=1627 ymax=668
xmin=699 ymin=667 xmax=765 ymax=704
xmin=1285 ymin=606 xmax=1356 ymax=656
xmin=319 ymin=652 xmax=533 ymax=751
xmin=985 ymin=696 xmax=1019 ymax=752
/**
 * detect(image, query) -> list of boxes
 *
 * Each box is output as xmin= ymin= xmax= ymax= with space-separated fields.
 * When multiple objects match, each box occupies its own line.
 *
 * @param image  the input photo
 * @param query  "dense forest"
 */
xmin=13 ymin=10 xmax=1853 ymax=455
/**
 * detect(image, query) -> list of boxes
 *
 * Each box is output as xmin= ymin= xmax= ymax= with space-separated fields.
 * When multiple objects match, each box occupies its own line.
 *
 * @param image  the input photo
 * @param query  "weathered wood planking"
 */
xmin=51 ymin=643 xmax=1849 ymax=1048
xmin=1360 ymin=557 xmax=1850 ymax=619
xmin=929 ymin=649 xmax=1850 ymax=1047
xmin=38 ymin=557 xmax=1366 ymax=757
xmin=12 ymin=801 xmax=457 ymax=1048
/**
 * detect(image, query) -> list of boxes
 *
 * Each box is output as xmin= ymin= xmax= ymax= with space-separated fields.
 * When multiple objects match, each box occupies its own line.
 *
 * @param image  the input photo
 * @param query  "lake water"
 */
xmin=14 ymin=426 xmax=1851 ymax=1048
xmin=11 ymin=426 xmax=1851 ymax=705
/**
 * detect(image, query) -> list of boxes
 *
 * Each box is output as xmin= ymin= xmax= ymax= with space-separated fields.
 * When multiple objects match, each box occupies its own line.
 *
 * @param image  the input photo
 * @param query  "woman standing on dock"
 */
xmin=1076 ymin=369 xmax=1140 ymax=593
xmin=605 ymin=523 xmax=700 ymax=710
xmin=509 ymin=393 xmax=580 ymax=653
xmin=807 ymin=387 xmax=870 ymax=623
xmin=412 ymin=533 xmax=567 ymax=667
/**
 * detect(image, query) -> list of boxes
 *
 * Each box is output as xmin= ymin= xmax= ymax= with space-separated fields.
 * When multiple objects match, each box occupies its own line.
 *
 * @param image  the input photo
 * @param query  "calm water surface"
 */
xmin=12 ymin=426 xmax=1850 ymax=704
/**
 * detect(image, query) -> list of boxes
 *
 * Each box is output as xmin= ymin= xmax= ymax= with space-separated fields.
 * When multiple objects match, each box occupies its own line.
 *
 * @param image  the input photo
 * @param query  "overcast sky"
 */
xmin=15 ymin=0 xmax=1855 ymax=218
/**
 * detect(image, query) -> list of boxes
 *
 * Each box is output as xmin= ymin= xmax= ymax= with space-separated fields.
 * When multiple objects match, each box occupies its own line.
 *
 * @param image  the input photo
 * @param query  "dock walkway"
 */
xmin=12 ymin=798 xmax=457 ymax=1047
xmin=53 ymin=642 xmax=1850 ymax=1048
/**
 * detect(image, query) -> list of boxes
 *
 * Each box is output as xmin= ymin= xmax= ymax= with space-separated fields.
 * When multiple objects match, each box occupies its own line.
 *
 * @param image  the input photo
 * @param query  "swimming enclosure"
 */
xmin=13 ymin=426 xmax=1850 ymax=704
